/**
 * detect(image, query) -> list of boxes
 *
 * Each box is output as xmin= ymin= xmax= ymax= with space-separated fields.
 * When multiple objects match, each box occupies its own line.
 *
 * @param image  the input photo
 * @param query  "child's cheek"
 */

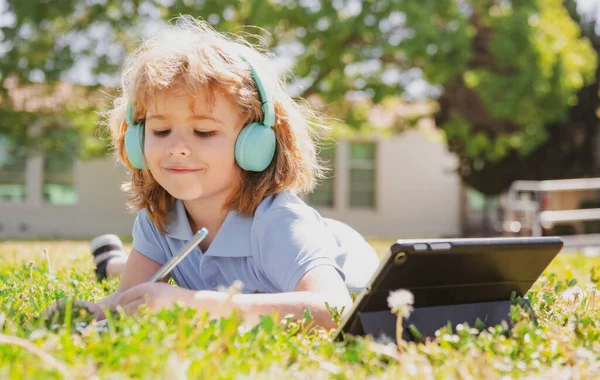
xmin=205 ymin=134 xmax=235 ymax=156
xmin=144 ymin=136 xmax=163 ymax=157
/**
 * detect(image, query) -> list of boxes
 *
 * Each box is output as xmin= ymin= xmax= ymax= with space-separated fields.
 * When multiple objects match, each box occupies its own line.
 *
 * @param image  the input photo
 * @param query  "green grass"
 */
xmin=1 ymin=240 xmax=600 ymax=378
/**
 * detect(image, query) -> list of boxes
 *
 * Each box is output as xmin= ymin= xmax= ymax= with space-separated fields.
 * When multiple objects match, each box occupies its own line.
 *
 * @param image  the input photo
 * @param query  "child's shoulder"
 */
xmin=254 ymin=191 xmax=319 ymax=222
xmin=250 ymin=191 xmax=331 ymax=246
xmin=135 ymin=207 xmax=153 ymax=229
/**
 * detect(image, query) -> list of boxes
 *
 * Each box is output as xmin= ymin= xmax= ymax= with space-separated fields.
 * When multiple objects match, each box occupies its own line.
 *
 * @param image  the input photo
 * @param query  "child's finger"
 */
xmin=120 ymin=298 xmax=145 ymax=316
xmin=75 ymin=300 xmax=105 ymax=320
xmin=114 ymin=286 xmax=145 ymax=307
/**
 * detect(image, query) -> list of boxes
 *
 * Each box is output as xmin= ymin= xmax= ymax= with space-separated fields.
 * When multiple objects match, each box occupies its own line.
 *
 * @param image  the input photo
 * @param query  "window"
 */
xmin=0 ymin=124 xmax=79 ymax=205
xmin=0 ymin=131 xmax=27 ymax=203
xmin=349 ymin=141 xmax=376 ymax=208
xmin=42 ymin=127 xmax=79 ymax=205
xmin=307 ymin=142 xmax=335 ymax=207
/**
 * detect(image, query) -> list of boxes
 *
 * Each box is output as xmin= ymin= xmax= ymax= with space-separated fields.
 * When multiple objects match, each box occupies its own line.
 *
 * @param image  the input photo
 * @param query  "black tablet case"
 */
xmin=336 ymin=237 xmax=563 ymax=342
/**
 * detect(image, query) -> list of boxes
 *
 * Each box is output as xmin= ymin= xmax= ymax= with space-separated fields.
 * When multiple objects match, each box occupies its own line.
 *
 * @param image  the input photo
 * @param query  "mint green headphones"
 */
xmin=124 ymin=56 xmax=276 ymax=172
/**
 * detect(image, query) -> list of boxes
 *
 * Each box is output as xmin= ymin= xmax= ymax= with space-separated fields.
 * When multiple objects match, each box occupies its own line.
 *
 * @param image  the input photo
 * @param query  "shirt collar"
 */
xmin=165 ymin=199 xmax=251 ymax=257
xmin=165 ymin=199 xmax=193 ymax=240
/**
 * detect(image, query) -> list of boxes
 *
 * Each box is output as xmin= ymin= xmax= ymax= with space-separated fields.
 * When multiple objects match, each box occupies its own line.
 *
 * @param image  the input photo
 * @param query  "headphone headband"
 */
xmin=126 ymin=103 xmax=135 ymax=126
xmin=240 ymin=55 xmax=275 ymax=128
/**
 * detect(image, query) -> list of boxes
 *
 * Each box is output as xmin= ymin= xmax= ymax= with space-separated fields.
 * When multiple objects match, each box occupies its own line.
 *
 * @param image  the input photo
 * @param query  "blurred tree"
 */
xmin=0 ymin=0 xmax=139 ymax=158
xmin=0 ymin=0 xmax=597 ymax=197
xmin=435 ymin=0 xmax=599 ymax=195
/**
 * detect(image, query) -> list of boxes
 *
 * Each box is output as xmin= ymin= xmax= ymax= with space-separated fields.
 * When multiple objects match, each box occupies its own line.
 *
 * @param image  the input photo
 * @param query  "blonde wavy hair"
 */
xmin=104 ymin=16 xmax=326 ymax=233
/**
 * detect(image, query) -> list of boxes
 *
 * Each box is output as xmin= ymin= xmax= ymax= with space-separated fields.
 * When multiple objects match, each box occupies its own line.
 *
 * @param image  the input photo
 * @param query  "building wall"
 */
xmin=309 ymin=129 xmax=461 ymax=239
xmin=0 ymin=129 xmax=462 ymax=240
xmin=0 ymin=156 xmax=135 ymax=239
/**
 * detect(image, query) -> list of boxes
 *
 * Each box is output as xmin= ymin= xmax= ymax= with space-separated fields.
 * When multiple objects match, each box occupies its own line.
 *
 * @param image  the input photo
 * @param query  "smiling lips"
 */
xmin=165 ymin=166 xmax=202 ymax=174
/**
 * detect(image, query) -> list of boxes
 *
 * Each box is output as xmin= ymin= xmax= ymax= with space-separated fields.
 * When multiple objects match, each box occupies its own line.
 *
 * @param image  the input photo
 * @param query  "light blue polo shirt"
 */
xmin=132 ymin=191 xmax=380 ymax=294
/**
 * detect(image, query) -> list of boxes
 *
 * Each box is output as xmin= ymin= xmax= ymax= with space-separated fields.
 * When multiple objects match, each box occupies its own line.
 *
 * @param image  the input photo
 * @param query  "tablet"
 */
xmin=334 ymin=236 xmax=564 ymax=342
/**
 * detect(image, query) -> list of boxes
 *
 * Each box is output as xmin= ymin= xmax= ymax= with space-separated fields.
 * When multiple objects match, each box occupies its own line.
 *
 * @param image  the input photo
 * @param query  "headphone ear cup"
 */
xmin=124 ymin=123 xmax=145 ymax=169
xmin=235 ymin=122 xmax=276 ymax=172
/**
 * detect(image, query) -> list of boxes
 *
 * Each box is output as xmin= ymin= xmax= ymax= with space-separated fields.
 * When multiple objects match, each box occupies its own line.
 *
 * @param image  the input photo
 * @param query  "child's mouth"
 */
xmin=165 ymin=168 xmax=201 ymax=174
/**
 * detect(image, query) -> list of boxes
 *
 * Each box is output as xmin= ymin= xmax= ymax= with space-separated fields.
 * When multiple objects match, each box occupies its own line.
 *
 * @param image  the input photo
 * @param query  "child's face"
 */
xmin=143 ymin=87 xmax=244 ymax=203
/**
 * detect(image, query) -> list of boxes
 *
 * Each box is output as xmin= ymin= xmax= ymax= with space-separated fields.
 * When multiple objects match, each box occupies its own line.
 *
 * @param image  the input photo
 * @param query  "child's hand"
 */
xmin=42 ymin=298 xmax=105 ymax=321
xmin=114 ymin=282 xmax=194 ymax=315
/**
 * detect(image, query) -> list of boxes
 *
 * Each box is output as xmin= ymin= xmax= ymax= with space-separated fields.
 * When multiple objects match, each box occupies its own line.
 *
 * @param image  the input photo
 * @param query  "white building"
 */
xmin=0 ymin=80 xmax=463 ymax=239
xmin=0 ymin=128 xmax=462 ymax=240
xmin=306 ymin=127 xmax=461 ymax=239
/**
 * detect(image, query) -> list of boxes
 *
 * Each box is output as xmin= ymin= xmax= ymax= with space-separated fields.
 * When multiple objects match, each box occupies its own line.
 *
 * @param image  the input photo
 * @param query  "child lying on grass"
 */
xmin=45 ymin=16 xmax=379 ymax=329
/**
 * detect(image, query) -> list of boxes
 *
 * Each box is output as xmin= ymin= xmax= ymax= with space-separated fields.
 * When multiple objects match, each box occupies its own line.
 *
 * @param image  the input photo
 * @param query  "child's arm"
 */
xmin=214 ymin=265 xmax=352 ymax=329
xmin=92 ymin=249 xmax=166 ymax=318
xmin=41 ymin=249 xmax=166 ymax=320
xmin=113 ymin=265 xmax=351 ymax=329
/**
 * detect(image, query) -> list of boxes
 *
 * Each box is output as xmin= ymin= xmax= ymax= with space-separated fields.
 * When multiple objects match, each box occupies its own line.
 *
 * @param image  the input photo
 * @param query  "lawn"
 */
xmin=1 ymin=239 xmax=600 ymax=379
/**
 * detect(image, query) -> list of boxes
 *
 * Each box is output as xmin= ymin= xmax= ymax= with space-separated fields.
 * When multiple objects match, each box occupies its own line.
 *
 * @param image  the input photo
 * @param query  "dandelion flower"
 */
xmin=387 ymin=289 xmax=414 ymax=318
xmin=387 ymin=289 xmax=415 ymax=347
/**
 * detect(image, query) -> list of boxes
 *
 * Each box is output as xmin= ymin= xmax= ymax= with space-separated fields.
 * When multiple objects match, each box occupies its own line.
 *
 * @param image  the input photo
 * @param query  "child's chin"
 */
xmin=168 ymin=189 xmax=205 ymax=201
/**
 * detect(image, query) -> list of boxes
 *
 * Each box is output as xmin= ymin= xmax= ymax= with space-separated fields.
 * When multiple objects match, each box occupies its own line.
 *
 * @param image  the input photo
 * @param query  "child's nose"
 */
xmin=167 ymin=137 xmax=191 ymax=157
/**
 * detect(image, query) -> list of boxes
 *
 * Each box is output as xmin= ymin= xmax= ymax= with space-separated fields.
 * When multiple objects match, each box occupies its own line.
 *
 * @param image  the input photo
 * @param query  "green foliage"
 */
xmin=1 ymin=241 xmax=600 ymax=378
xmin=324 ymin=301 xmax=346 ymax=326
xmin=0 ymin=0 xmax=596 ymax=167
xmin=448 ymin=0 xmax=596 ymax=162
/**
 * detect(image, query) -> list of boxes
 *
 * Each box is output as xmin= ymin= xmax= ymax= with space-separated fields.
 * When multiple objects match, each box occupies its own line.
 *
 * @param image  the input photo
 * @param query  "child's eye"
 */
xmin=153 ymin=130 xmax=170 ymax=137
xmin=194 ymin=130 xmax=215 ymax=138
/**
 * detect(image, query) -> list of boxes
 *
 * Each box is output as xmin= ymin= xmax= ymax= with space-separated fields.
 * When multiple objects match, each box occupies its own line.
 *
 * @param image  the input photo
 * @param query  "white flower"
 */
xmin=561 ymin=286 xmax=585 ymax=305
xmin=387 ymin=289 xmax=414 ymax=318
